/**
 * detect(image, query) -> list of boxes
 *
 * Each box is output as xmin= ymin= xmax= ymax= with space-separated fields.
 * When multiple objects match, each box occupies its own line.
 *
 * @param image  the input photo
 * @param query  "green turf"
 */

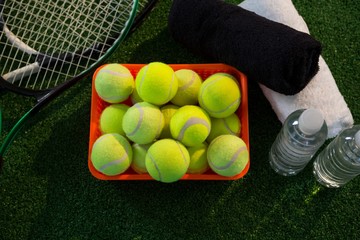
xmin=0 ymin=0 xmax=359 ymax=239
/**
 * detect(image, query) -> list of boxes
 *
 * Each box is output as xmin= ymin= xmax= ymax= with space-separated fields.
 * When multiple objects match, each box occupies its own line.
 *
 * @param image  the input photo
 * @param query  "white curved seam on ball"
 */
xmin=178 ymin=71 xmax=195 ymax=91
xmin=138 ymin=65 xmax=149 ymax=96
xmin=91 ymin=136 xmax=102 ymax=150
xmin=207 ymin=98 xmax=240 ymax=115
xmin=209 ymin=146 xmax=247 ymax=170
xmin=167 ymin=72 xmax=176 ymax=100
xmin=175 ymin=141 xmax=188 ymax=165
xmin=222 ymin=118 xmax=237 ymax=134
xmin=122 ymin=141 xmax=132 ymax=158
xmin=177 ymin=117 xmax=210 ymax=141
xmin=148 ymin=152 xmax=162 ymax=181
xmin=127 ymin=104 xmax=144 ymax=136
xmin=99 ymin=69 xmax=133 ymax=101
xmin=200 ymin=77 xmax=240 ymax=114
xmin=100 ymin=69 xmax=132 ymax=78
xmin=99 ymin=154 xmax=128 ymax=171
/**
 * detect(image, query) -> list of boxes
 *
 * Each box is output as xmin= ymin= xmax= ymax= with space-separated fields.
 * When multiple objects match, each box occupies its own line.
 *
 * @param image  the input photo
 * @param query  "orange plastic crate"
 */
xmin=88 ymin=63 xmax=250 ymax=180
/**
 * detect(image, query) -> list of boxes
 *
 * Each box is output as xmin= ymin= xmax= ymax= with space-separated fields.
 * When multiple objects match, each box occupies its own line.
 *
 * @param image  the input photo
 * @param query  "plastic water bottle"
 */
xmin=269 ymin=109 xmax=328 ymax=176
xmin=313 ymin=125 xmax=360 ymax=188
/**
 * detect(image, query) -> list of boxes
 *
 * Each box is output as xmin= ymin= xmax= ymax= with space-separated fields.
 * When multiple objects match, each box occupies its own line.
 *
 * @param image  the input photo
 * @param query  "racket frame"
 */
xmin=0 ymin=0 xmax=140 ymax=160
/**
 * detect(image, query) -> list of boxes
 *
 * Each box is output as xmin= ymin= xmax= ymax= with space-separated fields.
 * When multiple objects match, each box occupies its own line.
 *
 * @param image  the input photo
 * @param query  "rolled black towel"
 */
xmin=168 ymin=0 xmax=322 ymax=95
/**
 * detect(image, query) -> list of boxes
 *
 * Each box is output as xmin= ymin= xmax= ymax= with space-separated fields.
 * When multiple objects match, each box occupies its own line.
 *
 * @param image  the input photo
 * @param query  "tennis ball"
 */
xmin=130 ymin=87 xmax=143 ymax=104
xmin=207 ymin=135 xmax=249 ymax=177
xmin=122 ymin=102 xmax=164 ymax=144
xmin=199 ymin=73 xmax=241 ymax=118
xmin=207 ymin=113 xmax=241 ymax=143
xmin=95 ymin=64 xmax=134 ymax=103
xmin=159 ymin=104 xmax=179 ymax=139
xmin=145 ymin=139 xmax=190 ymax=183
xmin=135 ymin=62 xmax=178 ymax=105
xmin=187 ymin=143 xmax=209 ymax=174
xmin=131 ymin=143 xmax=151 ymax=174
xmin=170 ymin=105 xmax=211 ymax=147
xmin=91 ymin=133 xmax=132 ymax=176
xmin=99 ymin=104 xmax=130 ymax=135
xmin=171 ymin=69 xmax=202 ymax=106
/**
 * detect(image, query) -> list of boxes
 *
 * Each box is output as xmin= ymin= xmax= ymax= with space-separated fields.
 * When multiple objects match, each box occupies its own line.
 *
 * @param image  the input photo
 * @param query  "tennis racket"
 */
xmin=0 ymin=0 xmax=158 ymax=170
xmin=131 ymin=0 xmax=158 ymax=35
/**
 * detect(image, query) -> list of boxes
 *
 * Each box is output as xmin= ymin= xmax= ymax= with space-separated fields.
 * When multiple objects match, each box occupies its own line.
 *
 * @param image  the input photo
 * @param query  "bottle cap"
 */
xmin=355 ymin=131 xmax=360 ymax=147
xmin=298 ymin=109 xmax=324 ymax=135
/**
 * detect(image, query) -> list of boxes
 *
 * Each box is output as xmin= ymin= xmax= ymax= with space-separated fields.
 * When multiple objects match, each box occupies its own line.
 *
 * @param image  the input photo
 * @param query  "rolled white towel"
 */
xmin=239 ymin=0 xmax=354 ymax=138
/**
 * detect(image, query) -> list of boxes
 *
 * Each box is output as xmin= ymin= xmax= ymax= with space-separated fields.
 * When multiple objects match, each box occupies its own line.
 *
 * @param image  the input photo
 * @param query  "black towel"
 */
xmin=168 ymin=0 xmax=322 ymax=95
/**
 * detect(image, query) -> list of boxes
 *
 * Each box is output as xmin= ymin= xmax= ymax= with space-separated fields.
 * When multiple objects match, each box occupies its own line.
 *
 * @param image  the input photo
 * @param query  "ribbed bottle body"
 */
xmin=269 ymin=109 xmax=328 ymax=176
xmin=313 ymin=126 xmax=360 ymax=188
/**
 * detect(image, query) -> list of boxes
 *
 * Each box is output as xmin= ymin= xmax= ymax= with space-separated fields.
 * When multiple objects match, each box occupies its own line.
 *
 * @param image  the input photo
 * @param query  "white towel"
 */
xmin=239 ymin=0 xmax=354 ymax=138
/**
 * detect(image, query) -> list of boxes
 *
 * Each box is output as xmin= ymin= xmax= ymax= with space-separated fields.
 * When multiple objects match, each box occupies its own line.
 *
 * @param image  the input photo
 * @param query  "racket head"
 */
xmin=0 ymin=0 xmax=139 ymax=96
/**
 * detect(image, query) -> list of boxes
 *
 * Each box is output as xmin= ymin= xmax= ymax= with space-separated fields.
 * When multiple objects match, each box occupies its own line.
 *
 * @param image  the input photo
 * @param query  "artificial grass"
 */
xmin=0 ymin=0 xmax=359 ymax=239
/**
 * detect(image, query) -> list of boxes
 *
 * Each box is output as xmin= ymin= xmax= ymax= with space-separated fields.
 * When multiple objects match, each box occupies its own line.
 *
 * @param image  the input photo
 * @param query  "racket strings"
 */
xmin=5 ymin=1 xmax=124 ymax=52
xmin=48 ymin=1 xmax=127 ymax=88
xmin=0 ymin=0 xmax=137 ymax=91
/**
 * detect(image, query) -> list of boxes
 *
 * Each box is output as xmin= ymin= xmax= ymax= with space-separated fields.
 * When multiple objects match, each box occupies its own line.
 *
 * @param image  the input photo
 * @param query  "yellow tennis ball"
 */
xmin=130 ymin=87 xmax=143 ymax=104
xmin=207 ymin=135 xmax=249 ymax=177
xmin=122 ymin=102 xmax=164 ymax=144
xmin=135 ymin=62 xmax=178 ymax=105
xmin=95 ymin=64 xmax=134 ymax=103
xmin=91 ymin=133 xmax=132 ymax=176
xmin=170 ymin=105 xmax=211 ymax=147
xmin=207 ymin=113 xmax=241 ymax=143
xmin=199 ymin=73 xmax=241 ymax=118
xmin=99 ymin=104 xmax=130 ymax=135
xmin=187 ymin=142 xmax=209 ymax=174
xmin=145 ymin=139 xmax=190 ymax=183
xmin=159 ymin=104 xmax=179 ymax=139
xmin=131 ymin=143 xmax=151 ymax=174
xmin=171 ymin=69 xmax=202 ymax=106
